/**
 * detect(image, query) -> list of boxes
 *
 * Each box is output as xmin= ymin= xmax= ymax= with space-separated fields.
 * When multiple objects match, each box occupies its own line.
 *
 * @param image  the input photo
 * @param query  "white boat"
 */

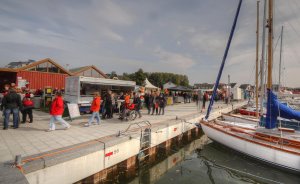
xmin=201 ymin=120 xmax=300 ymax=172
xmin=222 ymin=113 xmax=258 ymax=125
xmin=200 ymin=0 xmax=300 ymax=173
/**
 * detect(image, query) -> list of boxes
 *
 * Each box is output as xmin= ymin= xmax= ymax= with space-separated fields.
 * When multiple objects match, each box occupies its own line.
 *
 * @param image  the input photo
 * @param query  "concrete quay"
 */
xmin=0 ymin=101 xmax=247 ymax=184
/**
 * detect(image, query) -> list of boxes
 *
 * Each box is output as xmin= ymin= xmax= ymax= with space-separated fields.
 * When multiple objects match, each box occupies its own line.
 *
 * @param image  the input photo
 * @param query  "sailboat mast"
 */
xmin=255 ymin=1 xmax=260 ymax=118
xmin=278 ymin=26 xmax=283 ymax=91
xmin=205 ymin=0 xmax=243 ymax=120
xmin=267 ymin=0 xmax=273 ymax=89
xmin=260 ymin=0 xmax=267 ymax=115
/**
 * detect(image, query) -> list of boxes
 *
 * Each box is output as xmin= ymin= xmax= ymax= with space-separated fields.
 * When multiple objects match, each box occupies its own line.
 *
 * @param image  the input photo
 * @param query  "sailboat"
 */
xmin=223 ymin=0 xmax=300 ymax=131
xmin=200 ymin=0 xmax=300 ymax=172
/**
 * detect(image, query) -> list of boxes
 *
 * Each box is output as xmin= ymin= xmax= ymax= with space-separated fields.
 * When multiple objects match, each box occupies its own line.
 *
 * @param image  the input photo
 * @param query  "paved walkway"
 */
xmin=0 ymin=101 xmax=243 ymax=163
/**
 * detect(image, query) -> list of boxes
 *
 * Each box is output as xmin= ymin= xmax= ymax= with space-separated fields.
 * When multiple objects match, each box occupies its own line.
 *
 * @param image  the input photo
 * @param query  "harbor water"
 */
xmin=128 ymin=131 xmax=300 ymax=184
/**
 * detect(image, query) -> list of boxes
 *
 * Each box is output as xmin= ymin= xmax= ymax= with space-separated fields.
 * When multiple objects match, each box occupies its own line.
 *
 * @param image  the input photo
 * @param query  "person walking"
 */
xmin=47 ymin=92 xmax=71 ymax=131
xmin=1 ymin=84 xmax=10 ymax=117
xmin=21 ymin=93 xmax=34 ymax=123
xmin=158 ymin=93 xmax=166 ymax=115
xmin=144 ymin=92 xmax=151 ymax=114
xmin=151 ymin=92 xmax=159 ymax=115
xmin=183 ymin=92 xmax=187 ymax=103
xmin=133 ymin=92 xmax=142 ymax=118
xmin=1 ymin=88 xmax=22 ymax=129
xmin=85 ymin=92 xmax=101 ymax=127
xmin=104 ymin=91 xmax=113 ymax=119
xmin=201 ymin=92 xmax=208 ymax=113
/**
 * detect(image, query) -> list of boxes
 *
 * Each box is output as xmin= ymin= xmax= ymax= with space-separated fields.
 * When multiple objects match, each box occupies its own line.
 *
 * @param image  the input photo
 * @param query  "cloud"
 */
xmin=154 ymin=47 xmax=196 ymax=70
xmin=0 ymin=0 xmax=300 ymax=88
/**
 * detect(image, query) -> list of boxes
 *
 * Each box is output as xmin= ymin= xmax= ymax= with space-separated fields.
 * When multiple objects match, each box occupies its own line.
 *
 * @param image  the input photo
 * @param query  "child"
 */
xmin=21 ymin=93 xmax=34 ymax=123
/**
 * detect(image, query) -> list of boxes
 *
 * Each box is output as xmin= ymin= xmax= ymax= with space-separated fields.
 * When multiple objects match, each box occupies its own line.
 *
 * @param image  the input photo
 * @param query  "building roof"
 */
xmin=0 ymin=68 xmax=17 ymax=72
xmin=239 ymin=84 xmax=251 ymax=90
xmin=194 ymin=83 xmax=215 ymax=89
xmin=70 ymin=65 xmax=108 ymax=78
xmin=230 ymin=82 xmax=237 ymax=88
xmin=17 ymin=58 xmax=72 ymax=75
xmin=5 ymin=60 xmax=35 ymax=68
xmin=168 ymin=86 xmax=192 ymax=92
xmin=163 ymin=81 xmax=176 ymax=89
xmin=69 ymin=66 xmax=88 ymax=73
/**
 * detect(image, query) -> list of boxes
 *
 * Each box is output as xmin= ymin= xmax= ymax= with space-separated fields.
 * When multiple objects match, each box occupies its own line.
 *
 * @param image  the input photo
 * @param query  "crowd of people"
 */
xmin=0 ymin=83 xmax=35 ymax=130
xmin=0 ymin=84 xmax=168 ymax=131
xmin=1 ymin=82 xmax=234 ymax=131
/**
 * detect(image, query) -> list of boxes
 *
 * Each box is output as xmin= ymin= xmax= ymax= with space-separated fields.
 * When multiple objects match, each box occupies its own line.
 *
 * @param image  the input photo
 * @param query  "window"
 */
xmin=36 ymin=62 xmax=48 ymax=72
xmin=48 ymin=63 xmax=59 ymax=73
xmin=83 ymin=69 xmax=92 ymax=77
xmin=27 ymin=67 xmax=36 ymax=71
xmin=91 ymin=69 xmax=100 ymax=78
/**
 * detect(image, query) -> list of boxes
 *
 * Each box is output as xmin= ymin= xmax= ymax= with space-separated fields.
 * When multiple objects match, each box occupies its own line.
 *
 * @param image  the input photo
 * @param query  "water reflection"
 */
xmin=129 ymin=134 xmax=300 ymax=184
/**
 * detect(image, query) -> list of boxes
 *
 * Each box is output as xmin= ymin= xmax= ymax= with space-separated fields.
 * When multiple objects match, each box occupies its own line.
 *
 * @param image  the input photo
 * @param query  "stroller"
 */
xmin=119 ymin=102 xmax=137 ymax=121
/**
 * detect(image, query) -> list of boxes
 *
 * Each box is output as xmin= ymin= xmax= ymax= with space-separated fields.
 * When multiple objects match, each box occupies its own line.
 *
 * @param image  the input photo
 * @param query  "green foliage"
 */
xmin=111 ymin=69 xmax=189 ymax=88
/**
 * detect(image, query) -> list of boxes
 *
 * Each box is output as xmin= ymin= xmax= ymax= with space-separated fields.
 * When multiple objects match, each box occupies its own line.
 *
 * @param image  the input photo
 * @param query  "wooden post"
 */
xmin=148 ymin=147 xmax=157 ymax=164
xmin=183 ymin=130 xmax=192 ymax=143
xmin=165 ymin=139 xmax=172 ymax=155
xmin=117 ymin=155 xmax=136 ymax=179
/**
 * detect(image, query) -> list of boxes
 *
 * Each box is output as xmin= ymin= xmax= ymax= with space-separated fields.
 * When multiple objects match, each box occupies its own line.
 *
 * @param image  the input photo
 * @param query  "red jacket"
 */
xmin=50 ymin=96 xmax=64 ymax=115
xmin=23 ymin=98 xmax=33 ymax=107
xmin=90 ymin=97 xmax=101 ymax=112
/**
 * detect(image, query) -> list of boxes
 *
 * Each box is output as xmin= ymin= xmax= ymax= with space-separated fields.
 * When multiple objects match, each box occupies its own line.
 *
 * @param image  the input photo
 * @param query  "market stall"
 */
xmin=64 ymin=76 xmax=136 ymax=112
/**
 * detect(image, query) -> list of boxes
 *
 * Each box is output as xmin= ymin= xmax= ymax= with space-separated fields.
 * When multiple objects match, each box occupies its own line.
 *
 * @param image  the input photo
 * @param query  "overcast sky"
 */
xmin=0 ymin=0 xmax=300 ymax=87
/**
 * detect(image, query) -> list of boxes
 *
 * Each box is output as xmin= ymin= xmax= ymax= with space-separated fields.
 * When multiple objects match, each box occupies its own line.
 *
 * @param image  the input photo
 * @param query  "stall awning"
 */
xmin=78 ymin=76 xmax=136 ymax=87
xmin=168 ymin=86 xmax=192 ymax=92
xmin=144 ymin=78 xmax=158 ymax=89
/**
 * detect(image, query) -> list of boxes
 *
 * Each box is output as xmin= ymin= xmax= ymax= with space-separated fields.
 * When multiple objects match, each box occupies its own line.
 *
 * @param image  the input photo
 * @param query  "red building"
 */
xmin=0 ymin=58 xmax=108 ymax=92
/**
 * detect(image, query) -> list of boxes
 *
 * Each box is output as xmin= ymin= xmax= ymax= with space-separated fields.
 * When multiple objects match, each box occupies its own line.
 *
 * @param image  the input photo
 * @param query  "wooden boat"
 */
xmin=201 ymin=120 xmax=300 ymax=172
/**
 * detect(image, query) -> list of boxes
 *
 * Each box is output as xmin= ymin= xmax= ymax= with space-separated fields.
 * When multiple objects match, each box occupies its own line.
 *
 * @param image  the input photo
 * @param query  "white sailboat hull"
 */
xmin=222 ymin=114 xmax=258 ymax=125
xmin=201 ymin=122 xmax=300 ymax=172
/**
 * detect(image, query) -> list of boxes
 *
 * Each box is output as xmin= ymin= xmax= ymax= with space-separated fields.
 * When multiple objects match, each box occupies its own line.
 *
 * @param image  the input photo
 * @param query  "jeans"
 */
xmin=49 ymin=115 xmax=70 ymax=130
xmin=136 ymin=109 xmax=142 ymax=118
xmin=4 ymin=108 xmax=19 ymax=128
xmin=146 ymin=104 xmax=151 ymax=114
xmin=88 ymin=112 xmax=101 ymax=125
xmin=151 ymin=104 xmax=158 ymax=115
xmin=159 ymin=107 xmax=164 ymax=115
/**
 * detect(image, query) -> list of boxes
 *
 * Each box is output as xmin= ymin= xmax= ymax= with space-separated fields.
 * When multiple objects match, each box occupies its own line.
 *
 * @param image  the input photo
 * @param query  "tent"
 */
xmin=167 ymin=86 xmax=192 ymax=92
xmin=163 ymin=81 xmax=176 ymax=89
xmin=144 ymin=78 xmax=158 ymax=90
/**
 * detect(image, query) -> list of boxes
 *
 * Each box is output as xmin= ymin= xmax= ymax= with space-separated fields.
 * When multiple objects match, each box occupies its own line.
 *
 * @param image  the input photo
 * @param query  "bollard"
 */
xmin=15 ymin=155 xmax=22 ymax=166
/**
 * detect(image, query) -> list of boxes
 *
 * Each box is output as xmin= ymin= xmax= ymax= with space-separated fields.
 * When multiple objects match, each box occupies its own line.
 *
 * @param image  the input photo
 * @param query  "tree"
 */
xmin=109 ymin=69 xmax=190 ymax=87
xmin=109 ymin=71 xmax=118 ymax=79
xmin=134 ymin=68 xmax=146 ymax=86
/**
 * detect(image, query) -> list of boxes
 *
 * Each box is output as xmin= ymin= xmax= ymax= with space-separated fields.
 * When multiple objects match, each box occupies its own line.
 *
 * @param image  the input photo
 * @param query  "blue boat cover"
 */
xmin=265 ymin=89 xmax=300 ymax=129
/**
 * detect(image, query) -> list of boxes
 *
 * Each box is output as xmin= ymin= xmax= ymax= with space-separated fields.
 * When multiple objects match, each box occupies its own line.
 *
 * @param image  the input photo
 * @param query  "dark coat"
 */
xmin=1 ymin=90 xmax=22 ymax=109
xmin=149 ymin=95 xmax=155 ymax=106
xmin=133 ymin=96 xmax=142 ymax=110
xmin=105 ymin=94 xmax=112 ymax=107
xmin=144 ymin=94 xmax=150 ymax=106
xmin=158 ymin=95 xmax=166 ymax=107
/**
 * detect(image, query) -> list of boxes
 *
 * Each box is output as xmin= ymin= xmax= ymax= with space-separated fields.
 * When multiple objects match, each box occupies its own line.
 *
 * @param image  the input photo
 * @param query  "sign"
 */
xmin=18 ymin=79 xmax=27 ymax=88
xmin=67 ymin=103 xmax=81 ymax=119
xmin=167 ymin=97 xmax=173 ymax=105
xmin=45 ymin=87 xmax=52 ymax=95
